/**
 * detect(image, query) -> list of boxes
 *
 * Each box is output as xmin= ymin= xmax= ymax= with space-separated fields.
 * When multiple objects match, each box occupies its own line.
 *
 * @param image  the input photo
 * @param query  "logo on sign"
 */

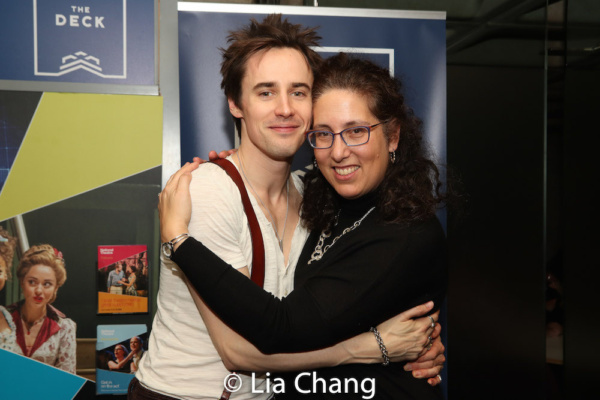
xmin=33 ymin=0 xmax=127 ymax=79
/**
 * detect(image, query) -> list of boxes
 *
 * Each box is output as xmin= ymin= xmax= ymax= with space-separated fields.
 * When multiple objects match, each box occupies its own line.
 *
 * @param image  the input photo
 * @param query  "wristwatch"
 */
xmin=161 ymin=233 xmax=189 ymax=259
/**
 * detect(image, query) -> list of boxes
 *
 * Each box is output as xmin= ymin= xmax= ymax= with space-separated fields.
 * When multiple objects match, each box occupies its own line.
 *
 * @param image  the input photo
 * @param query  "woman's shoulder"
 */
xmin=410 ymin=215 xmax=445 ymax=237
xmin=371 ymin=215 xmax=445 ymax=257
xmin=47 ymin=305 xmax=76 ymax=330
xmin=57 ymin=317 xmax=77 ymax=338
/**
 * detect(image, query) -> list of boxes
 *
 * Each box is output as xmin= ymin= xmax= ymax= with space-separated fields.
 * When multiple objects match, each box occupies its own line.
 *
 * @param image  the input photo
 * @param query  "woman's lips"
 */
xmin=33 ymin=296 xmax=44 ymax=303
xmin=334 ymin=166 xmax=359 ymax=177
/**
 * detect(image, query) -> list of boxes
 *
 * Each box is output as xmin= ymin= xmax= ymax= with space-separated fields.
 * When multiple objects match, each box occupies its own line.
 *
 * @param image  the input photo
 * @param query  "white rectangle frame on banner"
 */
xmin=164 ymin=1 xmax=448 ymax=394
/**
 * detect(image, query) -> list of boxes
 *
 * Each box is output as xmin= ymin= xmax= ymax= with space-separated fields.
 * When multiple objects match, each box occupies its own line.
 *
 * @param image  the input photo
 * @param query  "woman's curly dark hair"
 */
xmin=301 ymin=53 xmax=446 ymax=232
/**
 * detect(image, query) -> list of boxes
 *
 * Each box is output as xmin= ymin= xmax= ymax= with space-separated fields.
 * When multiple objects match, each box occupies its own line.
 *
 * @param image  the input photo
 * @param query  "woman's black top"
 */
xmin=172 ymin=192 xmax=447 ymax=399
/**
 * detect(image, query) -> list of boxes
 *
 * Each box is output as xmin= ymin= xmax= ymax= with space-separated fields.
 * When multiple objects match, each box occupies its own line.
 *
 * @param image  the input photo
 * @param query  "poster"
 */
xmin=96 ymin=324 xmax=147 ymax=395
xmin=97 ymin=245 xmax=149 ymax=314
xmin=0 ymin=0 xmax=156 ymax=88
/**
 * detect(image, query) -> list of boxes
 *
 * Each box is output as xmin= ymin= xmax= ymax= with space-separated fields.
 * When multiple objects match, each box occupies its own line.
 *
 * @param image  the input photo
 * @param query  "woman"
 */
xmin=161 ymin=54 xmax=446 ymax=398
xmin=108 ymin=343 xmax=134 ymax=373
xmin=6 ymin=244 xmax=76 ymax=373
xmin=120 ymin=265 xmax=137 ymax=296
xmin=0 ymin=227 xmax=18 ymax=352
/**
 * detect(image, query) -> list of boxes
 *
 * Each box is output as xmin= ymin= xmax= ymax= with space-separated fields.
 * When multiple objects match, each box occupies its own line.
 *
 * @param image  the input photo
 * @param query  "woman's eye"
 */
xmin=347 ymin=127 xmax=367 ymax=136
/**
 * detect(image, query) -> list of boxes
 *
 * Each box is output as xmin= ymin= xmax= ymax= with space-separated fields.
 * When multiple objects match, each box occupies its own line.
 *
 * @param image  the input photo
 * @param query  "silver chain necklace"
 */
xmin=237 ymin=152 xmax=289 ymax=251
xmin=308 ymin=206 xmax=375 ymax=264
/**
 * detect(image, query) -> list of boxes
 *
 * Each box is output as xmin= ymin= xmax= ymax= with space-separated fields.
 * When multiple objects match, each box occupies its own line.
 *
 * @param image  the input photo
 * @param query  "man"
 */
xmin=107 ymin=262 xmax=124 ymax=294
xmin=129 ymin=336 xmax=145 ymax=374
xmin=133 ymin=15 xmax=443 ymax=400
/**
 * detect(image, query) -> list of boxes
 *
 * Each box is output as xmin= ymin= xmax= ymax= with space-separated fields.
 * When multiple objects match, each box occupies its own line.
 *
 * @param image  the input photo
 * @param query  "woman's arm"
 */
xmin=55 ymin=318 xmax=77 ymax=374
xmin=187 ymin=274 xmax=438 ymax=372
xmin=130 ymin=351 xmax=142 ymax=373
xmin=172 ymin=218 xmax=446 ymax=355
xmin=108 ymin=351 xmax=134 ymax=371
xmin=161 ymin=161 xmax=445 ymax=379
xmin=120 ymin=275 xmax=135 ymax=288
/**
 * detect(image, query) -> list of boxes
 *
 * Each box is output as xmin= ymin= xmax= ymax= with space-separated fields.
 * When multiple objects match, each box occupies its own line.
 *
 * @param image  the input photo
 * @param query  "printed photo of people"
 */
xmin=96 ymin=332 xmax=148 ymax=375
xmin=97 ymin=245 xmax=149 ymax=314
xmin=99 ymin=250 xmax=148 ymax=297
xmin=1 ymin=226 xmax=77 ymax=373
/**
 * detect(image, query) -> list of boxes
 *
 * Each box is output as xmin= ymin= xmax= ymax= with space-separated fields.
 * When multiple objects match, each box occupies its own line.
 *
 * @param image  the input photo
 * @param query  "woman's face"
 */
xmin=115 ymin=346 xmax=125 ymax=359
xmin=20 ymin=264 xmax=57 ymax=309
xmin=312 ymin=89 xmax=398 ymax=200
xmin=0 ymin=257 xmax=7 ymax=291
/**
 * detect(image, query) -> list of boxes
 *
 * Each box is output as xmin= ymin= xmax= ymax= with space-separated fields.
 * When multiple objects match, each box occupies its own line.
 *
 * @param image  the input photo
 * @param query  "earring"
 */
xmin=389 ymin=151 xmax=396 ymax=164
xmin=313 ymin=159 xmax=319 ymax=170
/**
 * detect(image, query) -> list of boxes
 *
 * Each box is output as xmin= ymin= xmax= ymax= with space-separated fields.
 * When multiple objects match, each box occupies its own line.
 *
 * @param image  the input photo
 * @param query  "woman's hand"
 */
xmin=158 ymin=151 xmax=234 ymax=244
xmin=376 ymin=302 xmax=445 ymax=386
xmin=376 ymin=302 xmax=437 ymax=363
xmin=158 ymin=161 xmax=200 ymax=244
xmin=208 ymin=149 xmax=237 ymax=160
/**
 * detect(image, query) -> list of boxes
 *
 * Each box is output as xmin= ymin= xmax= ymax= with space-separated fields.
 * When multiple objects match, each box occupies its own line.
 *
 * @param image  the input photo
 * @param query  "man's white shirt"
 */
xmin=136 ymin=158 xmax=309 ymax=399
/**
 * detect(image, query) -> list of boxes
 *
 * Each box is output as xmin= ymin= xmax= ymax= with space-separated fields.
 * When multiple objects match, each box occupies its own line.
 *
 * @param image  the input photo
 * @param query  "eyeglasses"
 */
xmin=306 ymin=121 xmax=388 ymax=149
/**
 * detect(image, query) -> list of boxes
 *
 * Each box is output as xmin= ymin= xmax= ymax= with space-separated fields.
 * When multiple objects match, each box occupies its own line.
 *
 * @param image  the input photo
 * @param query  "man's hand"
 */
xmin=404 ymin=328 xmax=445 ymax=386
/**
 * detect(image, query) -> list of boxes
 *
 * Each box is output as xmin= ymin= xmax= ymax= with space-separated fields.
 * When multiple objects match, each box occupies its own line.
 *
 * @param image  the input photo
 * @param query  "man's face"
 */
xmin=230 ymin=47 xmax=313 ymax=160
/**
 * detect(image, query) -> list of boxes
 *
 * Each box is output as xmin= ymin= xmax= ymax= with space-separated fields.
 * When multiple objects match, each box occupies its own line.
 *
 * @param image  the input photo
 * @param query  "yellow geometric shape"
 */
xmin=0 ymin=92 xmax=162 ymax=221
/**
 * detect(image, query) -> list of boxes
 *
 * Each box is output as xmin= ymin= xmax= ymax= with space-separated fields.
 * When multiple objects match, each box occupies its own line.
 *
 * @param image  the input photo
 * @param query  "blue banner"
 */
xmin=177 ymin=4 xmax=446 ymax=172
xmin=0 ymin=0 xmax=155 ymax=85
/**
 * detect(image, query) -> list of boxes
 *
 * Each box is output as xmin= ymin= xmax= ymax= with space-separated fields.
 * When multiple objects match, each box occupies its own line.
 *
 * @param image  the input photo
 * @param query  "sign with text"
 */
xmin=97 ymin=245 xmax=149 ymax=314
xmin=0 ymin=0 xmax=155 ymax=86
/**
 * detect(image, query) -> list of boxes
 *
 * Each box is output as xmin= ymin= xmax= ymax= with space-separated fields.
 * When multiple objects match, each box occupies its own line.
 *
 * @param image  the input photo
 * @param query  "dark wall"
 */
xmin=562 ymin=68 xmax=600 ymax=398
xmin=447 ymin=65 xmax=546 ymax=398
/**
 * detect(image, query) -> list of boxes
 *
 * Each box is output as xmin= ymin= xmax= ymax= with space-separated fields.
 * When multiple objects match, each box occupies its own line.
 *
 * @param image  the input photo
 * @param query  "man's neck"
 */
xmin=233 ymin=145 xmax=292 ymax=200
xmin=234 ymin=142 xmax=302 ymax=263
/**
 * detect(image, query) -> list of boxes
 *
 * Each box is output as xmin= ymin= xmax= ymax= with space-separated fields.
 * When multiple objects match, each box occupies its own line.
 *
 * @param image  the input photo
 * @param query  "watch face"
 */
xmin=161 ymin=242 xmax=173 ymax=258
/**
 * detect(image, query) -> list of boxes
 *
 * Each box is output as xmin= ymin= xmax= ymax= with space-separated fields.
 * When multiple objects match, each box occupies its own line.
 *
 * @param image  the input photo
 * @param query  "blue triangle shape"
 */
xmin=0 ymin=91 xmax=42 ymax=194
